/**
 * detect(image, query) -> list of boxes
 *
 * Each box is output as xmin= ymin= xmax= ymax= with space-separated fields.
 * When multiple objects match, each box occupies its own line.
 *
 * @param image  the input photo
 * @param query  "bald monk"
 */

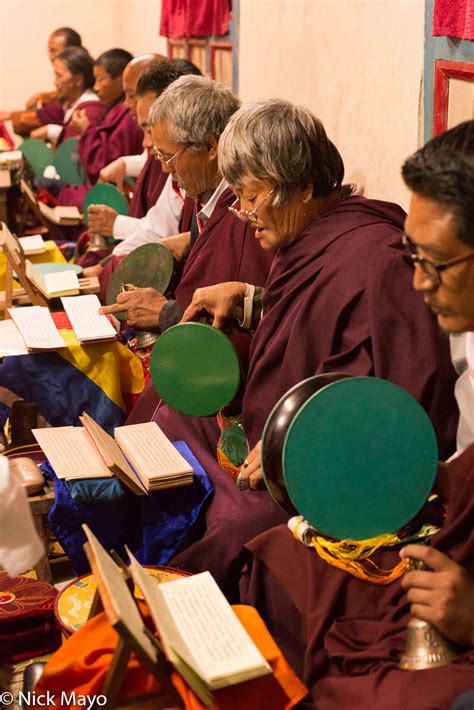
xmin=0 ymin=27 xmax=82 ymax=134
xmin=240 ymin=121 xmax=474 ymax=709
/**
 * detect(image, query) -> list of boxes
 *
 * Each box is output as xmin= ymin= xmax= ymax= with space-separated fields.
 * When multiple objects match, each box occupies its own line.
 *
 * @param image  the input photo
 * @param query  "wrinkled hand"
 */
xmin=71 ymin=108 xmax=90 ymax=135
xmin=83 ymin=264 xmax=104 ymax=278
xmin=181 ymin=282 xmax=246 ymax=328
xmin=161 ymin=232 xmax=191 ymax=262
xmin=400 ymin=544 xmax=474 ymax=646
xmin=99 ymin=288 xmax=167 ymax=330
xmin=30 ymin=125 xmax=49 ymax=140
xmin=88 ymin=204 xmax=118 ymax=236
xmin=0 ymin=110 xmax=12 ymax=122
xmin=98 ymin=158 xmax=126 ymax=192
xmin=237 ymin=440 xmax=264 ymax=491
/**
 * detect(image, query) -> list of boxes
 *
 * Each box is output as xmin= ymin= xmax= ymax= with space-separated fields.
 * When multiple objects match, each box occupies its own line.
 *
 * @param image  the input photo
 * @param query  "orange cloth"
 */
xmin=35 ymin=602 xmax=307 ymax=709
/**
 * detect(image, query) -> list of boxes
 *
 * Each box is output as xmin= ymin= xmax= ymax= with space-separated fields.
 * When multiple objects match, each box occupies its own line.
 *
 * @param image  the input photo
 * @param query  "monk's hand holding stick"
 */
xmin=236 ymin=440 xmax=265 ymax=491
xmin=161 ymin=232 xmax=191 ymax=262
xmin=99 ymin=287 xmax=167 ymax=330
xmin=400 ymin=544 xmax=474 ymax=646
xmin=88 ymin=204 xmax=118 ymax=236
xmin=182 ymin=282 xmax=247 ymax=329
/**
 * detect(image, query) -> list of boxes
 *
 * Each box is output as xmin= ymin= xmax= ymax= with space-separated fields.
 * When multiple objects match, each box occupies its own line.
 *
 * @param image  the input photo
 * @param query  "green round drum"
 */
xmin=53 ymin=138 xmax=85 ymax=185
xmin=83 ymin=183 xmax=129 ymax=228
xmin=265 ymin=375 xmax=438 ymax=540
xmin=20 ymin=138 xmax=52 ymax=176
xmin=150 ymin=322 xmax=241 ymax=416
xmin=106 ymin=243 xmax=175 ymax=321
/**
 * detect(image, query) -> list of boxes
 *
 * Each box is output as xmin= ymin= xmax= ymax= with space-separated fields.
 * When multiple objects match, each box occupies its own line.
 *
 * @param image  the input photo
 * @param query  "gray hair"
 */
xmin=149 ymin=75 xmax=240 ymax=151
xmin=218 ymin=98 xmax=344 ymax=205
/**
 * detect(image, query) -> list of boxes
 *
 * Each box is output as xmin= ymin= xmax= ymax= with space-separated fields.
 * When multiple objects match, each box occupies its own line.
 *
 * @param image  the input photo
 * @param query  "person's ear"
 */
xmin=204 ymin=135 xmax=219 ymax=161
xmin=302 ymin=182 xmax=314 ymax=203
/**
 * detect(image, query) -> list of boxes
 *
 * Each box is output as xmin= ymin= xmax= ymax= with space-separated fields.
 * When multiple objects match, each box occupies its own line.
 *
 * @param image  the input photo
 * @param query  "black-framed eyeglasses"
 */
xmin=402 ymin=234 xmax=474 ymax=287
xmin=228 ymin=188 xmax=275 ymax=224
xmin=153 ymin=145 xmax=188 ymax=166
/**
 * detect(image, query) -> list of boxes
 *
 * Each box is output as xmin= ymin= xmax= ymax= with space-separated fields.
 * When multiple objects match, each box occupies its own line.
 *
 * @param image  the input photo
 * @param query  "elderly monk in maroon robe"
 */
xmin=100 ymin=75 xmax=273 ymax=334
xmin=0 ymin=27 xmax=82 ymax=135
xmin=240 ymin=120 xmax=474 ymax=708
xmin=30 ymin=47 xmax=105 ymax=146
xmin=113 ymin=99 xmax=457 ymax=602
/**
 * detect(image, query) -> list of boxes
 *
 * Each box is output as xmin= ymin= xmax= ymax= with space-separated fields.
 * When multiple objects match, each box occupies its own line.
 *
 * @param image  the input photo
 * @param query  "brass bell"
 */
xmin=399 ymin=558 xmax=458 ymax=670
xmin=87 ymin=233 xmax=109 ymax=252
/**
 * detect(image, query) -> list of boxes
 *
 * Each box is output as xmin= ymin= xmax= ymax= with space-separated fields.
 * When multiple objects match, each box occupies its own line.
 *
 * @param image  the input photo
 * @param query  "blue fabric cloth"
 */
xmin=41 ymin=440 xmax=214 ymax=575
xmin=0 ymin=354 xmax=125 ymax=433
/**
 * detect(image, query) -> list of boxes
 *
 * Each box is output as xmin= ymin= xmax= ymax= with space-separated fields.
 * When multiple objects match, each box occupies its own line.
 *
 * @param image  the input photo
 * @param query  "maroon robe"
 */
xmin=126 ymin=187 xmax=274 ymax=424
xmin=241 ymin=444 xmax=474 ymax=709
xmin=243 ymin=196 xmax=458 ymax=459
xmin=57 ymin=100 xmax=106 ymax=145
xmin=125 ymin=197 xmax=457 ymax=599
xmin=77 ymin=102 xmax=143 ymax=184
xmin=128 ymin=152 xmax=168 ymax=218
xmin=36 ymin=98 xmax=64 ymax=126
xmin=175 ymin=187 xmax=273 ymax=309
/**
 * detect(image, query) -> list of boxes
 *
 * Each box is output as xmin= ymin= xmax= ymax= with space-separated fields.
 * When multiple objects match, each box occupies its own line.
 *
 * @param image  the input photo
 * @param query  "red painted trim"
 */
xmin=433 ymin=59 xmax=474 ymax=135
xmin=209 ymin=41 xmax=233 ymax=80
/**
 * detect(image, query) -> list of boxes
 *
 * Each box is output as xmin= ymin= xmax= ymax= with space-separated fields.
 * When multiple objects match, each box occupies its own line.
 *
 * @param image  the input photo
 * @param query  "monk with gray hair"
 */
xmin=100 ymin=74 xmax=272 ymax=341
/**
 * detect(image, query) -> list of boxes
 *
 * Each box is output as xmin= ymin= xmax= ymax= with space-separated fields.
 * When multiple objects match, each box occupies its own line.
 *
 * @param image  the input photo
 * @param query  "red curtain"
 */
xmin=160 ymin=0 xmax=231 ymax=38
xmin=432 ymin=0 xmax=474 ymax=41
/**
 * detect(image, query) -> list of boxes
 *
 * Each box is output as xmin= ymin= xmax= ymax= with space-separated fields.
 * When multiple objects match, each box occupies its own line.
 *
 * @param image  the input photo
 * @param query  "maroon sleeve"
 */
xmin=78 ymin=105 xmax=143 ymax=184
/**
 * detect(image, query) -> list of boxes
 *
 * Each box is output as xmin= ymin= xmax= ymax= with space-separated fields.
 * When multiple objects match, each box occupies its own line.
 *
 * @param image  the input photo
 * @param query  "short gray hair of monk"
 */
xmin=218 ymin=98 xmax=345 ymax=206
xmin=149 ymin=75 xmax=241 ymax=152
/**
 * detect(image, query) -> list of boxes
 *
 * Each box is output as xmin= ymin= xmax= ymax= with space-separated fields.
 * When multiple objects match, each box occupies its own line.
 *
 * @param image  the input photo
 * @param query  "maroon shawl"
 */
xmin=243 ymin=196 xmax=458 ymax=459
xmin=36 ymin=98 xmax=64 ymax=126
xmin=57 ymin=100 xmax=106 ymax=146
xmin=241 ymin=443 xmax=474 ymax=709
xmin=77 ymin=102 xmax=143 ymax=184
xmin=175 ymin=187 xmax=273 ymax=310
xmin=128 ymin=153 xmax=168 ymax=219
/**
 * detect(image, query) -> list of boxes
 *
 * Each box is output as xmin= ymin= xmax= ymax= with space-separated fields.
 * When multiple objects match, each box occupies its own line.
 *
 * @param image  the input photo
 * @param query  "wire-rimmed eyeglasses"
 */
xmin=402 ymin=234 xmax=474 ymax=287
xmin=153 ymin=145 xmax=188 ymax=166
xmin=228 ymin=188 xmax=276 ymax=224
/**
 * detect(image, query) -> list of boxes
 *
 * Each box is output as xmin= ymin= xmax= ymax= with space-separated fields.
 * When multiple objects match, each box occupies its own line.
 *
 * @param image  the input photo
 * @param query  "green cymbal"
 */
xmin=53 ymin=138 xmax=85 ymax=185
xmin=106 ymin=243 xmax=174 ymax=321
xmin=20 ymin=138 xmax=52 ymax=176
xmin=83 ymin=183 xmax=129 ymax=228
xmin=149 ymin=322 xmax=241 ymax=416
xmin=281 ymin=376 xmax=438 ymax=540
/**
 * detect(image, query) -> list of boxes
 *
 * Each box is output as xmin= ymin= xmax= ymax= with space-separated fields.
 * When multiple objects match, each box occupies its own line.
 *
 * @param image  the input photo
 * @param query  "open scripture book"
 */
xmin=127 ymin=550 xmax=272 ymax=691
xmin=33 ymin=416 xmax=194 ymax=495
xmin=6 ymin=296 xmax=116 ymax=348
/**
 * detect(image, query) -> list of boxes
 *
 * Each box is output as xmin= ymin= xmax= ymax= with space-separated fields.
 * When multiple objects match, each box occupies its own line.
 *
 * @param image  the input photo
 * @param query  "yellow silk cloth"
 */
xmin=35 ymin=602 xmax=308 ymax=710
xmin=56 ymin=327 xmax=144 ymax=410
xmin=0 ymin=240 xmax=65 ymax=292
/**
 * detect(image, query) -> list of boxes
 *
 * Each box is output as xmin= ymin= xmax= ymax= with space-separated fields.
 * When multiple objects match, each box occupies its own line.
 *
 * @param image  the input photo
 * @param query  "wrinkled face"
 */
xmin=150 ymin=122 xmax=218 ymax=198
xmin=231 ymin=177 xmax=311 ymax=251
xmin=93 ymin=64 xmax=123 ymax=106
xmin=136 ymin=92 xmax=158 ymax=151
xmin=47 ymin=33 xmax=66 ymax=61
xmin=405 ymin=192 xmax=474 ymax=333
xmin=53 ymin=58 xmax=83 ymax=100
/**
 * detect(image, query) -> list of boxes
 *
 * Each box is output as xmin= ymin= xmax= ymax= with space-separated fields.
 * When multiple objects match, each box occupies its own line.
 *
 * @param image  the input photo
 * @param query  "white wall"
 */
xmin=1 ymin=0 xmax=423 ymax=206
xmin=0 ymin=0 xmax=166 ymax=109
xmin=238 ymin=0 xmax=425 ymax=208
